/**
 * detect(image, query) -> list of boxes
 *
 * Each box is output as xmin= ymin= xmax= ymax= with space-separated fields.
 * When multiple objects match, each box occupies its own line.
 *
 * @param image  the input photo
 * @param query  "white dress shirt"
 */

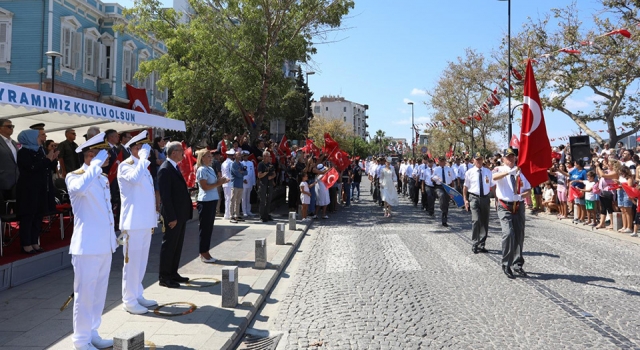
xmin=432 ymin=165 xmax=455 ymax=186
xmin=464 ymin=166 xmax=493 ymax=196
xmin=405 ymin=164 xmax=413 ymax=178
xmin=242 ymin=160 xmax=255 ymax=188
xmin=493 ymin=165 xmax=532 ymax=202
xmin=458 ymin=164 xmax=467 ymax=180
xmin=423 ymin=166 xmax=435 ymax=186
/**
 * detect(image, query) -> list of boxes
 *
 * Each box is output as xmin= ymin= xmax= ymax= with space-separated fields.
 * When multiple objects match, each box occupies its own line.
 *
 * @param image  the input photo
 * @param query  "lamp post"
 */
xmin=498 ymin=0 xmax=512 ymax=145
xmin=45 ymin=51 xmax=63 ymax=93
xmin=304 ymin=71 xmax=315 ymax=137
xmin=407 ymin=102 xmax=415 ymax=157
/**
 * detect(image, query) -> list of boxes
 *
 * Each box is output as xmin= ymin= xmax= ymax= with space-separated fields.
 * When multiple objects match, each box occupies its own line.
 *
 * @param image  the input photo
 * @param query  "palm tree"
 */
xmin=374 ymin=129 xmax=386 ymax=155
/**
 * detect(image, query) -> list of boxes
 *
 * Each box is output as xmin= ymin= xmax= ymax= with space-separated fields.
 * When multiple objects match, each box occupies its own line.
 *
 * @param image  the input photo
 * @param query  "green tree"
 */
xmin=125 ymin=0 xmax=353 ymax=143
xmin=508 ymin=1 xmax=640 ymax=146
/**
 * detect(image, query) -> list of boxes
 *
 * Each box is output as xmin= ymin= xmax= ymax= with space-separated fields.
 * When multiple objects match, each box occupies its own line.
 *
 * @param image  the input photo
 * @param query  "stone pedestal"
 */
xmin=255 ymin=238 xmax=267 ymax=269
xmin=612 ymin=212 xmax=623 ymax=231
xmin=221 ymin=266 xmax=238 ymax=308
xmin=113 ymin=331 xmax=144 ymax=350
xmin=289 ymin=212 xmax=297 ymax=231
xmin=276 ymin=223 xmax=285 ymax=245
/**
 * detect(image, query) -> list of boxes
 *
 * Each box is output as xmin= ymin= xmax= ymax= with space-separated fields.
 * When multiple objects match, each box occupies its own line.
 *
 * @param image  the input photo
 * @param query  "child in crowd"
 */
xmin=542 ymin=181 xmax=557 ymax=214
xmin=299 ymin=173 xmax=312 ymax=221
xmin=581 ymin=171 xmax=598 ymax=226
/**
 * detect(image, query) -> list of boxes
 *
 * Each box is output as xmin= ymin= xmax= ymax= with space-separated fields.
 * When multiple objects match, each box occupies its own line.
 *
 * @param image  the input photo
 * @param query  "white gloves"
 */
xmin=507 ymin=166 xmax=519 ymax=175
xmin=139 ymin=144 xmax=151 ymax=160
xmin=90 ymin=150 xmax=109 ymax=167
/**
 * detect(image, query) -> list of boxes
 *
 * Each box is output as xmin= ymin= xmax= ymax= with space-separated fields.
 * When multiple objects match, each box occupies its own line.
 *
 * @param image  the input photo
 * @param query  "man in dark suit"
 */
xmin=157 ymin=141 xmax=193 ymax=288
xmin=0 ymin=119 xmax=18 ymax=214
xmin=103 ymin=129 xmax=122 ymax=230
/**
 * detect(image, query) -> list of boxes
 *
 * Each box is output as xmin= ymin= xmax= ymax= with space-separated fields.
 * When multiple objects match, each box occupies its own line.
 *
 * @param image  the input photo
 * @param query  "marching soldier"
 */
xmin=432 ymin=156 xmax=455 ymax=227
xmin=117 ymin=130 xmax=158 ymax=315
xmin=492 ymin=148 xmax=532 ymax=279
xmin=66 ymin=132 xmax=117 ymax=350
xmin=463 ymin=153 xmax=494 ymax=254
xmin=422 ymin=157 xmax=436 ymax=218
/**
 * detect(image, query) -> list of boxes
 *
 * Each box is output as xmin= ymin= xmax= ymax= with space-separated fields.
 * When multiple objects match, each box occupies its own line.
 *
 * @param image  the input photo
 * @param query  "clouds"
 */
xmin=403 ymin=98 xmax=414 ymax=105
xmin=394 ymin=116 xmax=430 ymax=125
xmin=411 ymin=88 xmax=427 ymax=96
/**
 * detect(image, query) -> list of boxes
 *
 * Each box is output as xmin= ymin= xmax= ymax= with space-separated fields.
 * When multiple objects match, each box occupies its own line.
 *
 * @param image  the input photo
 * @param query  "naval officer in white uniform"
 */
xmin=221 ymin=150 xmax=234 ymax=220
xmin=117 ymin=130 xmax=158 ymax=315
xmin=66 ymin=132 xmax=117 ymax=350
xmin=241 ymin=150 xmax=256 ymax=216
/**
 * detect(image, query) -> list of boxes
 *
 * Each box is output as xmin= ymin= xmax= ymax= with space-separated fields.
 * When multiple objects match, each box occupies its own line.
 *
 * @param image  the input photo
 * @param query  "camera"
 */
xmin=242 ymin=166 xmax=247 ymax=171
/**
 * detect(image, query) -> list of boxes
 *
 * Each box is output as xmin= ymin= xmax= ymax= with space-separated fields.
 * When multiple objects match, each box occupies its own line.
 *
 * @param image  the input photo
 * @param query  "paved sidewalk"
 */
xmin=0 ymin=204 xmax=311 ymax=350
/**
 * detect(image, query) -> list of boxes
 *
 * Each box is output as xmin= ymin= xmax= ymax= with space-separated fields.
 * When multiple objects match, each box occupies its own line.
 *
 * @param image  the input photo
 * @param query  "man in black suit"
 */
xmin=0 ymin=119 xmax=18 ymax=214
xmin=157 ymin=141 xmax=193 ymax=288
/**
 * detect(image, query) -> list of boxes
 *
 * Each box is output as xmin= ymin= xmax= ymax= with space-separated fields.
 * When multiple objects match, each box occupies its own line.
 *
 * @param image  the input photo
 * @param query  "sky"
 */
xmin=118 ymin=0 xmax=628 ymax=149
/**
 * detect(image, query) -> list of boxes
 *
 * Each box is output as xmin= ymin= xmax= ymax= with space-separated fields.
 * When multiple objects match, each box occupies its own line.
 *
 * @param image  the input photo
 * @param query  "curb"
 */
xmin=223 ymin=218 xmax=314 ymax=350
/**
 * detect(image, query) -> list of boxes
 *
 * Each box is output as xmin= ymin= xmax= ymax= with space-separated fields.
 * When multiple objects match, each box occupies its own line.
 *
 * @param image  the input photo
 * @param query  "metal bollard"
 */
xmin=221 ymin=266 xmax=238 ymax=308
xmin=289 ymin=212 xmax=297 ymax=231
xmin=255 ymin=238 xmax=267 ymax=269
xmin=612 ymin=212 xmax=623 ymax=231
xmin=276 ymin=223 xmax=285 ymax=245
xmin=113 ymin=330 xmax=144 ymax=350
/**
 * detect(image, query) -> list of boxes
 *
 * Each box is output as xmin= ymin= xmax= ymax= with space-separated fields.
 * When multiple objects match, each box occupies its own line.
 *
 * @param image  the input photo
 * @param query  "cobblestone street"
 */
xmin=253 ymin=179 xmax=640 ymax=349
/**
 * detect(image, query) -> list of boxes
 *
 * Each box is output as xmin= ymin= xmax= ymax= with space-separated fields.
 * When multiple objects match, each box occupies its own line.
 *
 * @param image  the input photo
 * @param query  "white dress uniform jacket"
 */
xmin=242 ymin=160 xmax=256 ymax=188
xmin=66 ymin=158 xmax=118 ymax=255
xmin=118 ymin=156 xmax=156 ymax=230
xmin=221 ymin=158 xmax=233 ymax=188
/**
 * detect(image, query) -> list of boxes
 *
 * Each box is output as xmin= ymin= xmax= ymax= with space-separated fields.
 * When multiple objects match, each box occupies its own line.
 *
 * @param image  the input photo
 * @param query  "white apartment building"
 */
xmin=312 ymin=96 xmax=369 ymax=138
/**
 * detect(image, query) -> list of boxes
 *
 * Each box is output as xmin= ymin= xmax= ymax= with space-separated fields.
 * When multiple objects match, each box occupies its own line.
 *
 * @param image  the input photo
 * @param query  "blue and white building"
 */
xmin=0 ymin=0 xmax=167 ymax=115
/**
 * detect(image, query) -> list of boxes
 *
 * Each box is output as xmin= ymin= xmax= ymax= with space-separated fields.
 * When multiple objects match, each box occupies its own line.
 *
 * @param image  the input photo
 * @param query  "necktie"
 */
xmin=510 ymin=174 xmax=517 ymax=194
xmin=175 ymin=164 xmax=180 ymax=173
xmin=479 ymin=169 xmax=484 ymax=196
xmin=441 ymin=167 xmax=445 ymax=185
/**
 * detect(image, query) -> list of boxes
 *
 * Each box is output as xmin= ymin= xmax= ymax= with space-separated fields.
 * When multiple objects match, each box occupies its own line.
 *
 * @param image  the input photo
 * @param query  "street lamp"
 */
xmin=45 ymin=51 xmax=63 ymax=94
xmin=498 ymin=0 xmax=512 ymax=145
xmin=407 ymin=102 xmax=415 ymax=157
xmin=305 ymin=71 xmax=315 ymax=137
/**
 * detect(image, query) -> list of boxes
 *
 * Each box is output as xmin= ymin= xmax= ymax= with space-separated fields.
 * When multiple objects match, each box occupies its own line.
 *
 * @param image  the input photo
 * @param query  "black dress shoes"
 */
xmin=159 ymin=279 xmax=180 ymax=288
xmin=478 ymin=247 xmax=488 ymax=253
xmin=21 ymin=247 xmax=36 ymax=254
xmin=513 ymin=267 xmax=528 ymax=277
xmin=173 ymin=275 xmax=189 ymax=283
xmin=442 ymin=222 xmax=449 ymax=227
xmin=503 ymin=266 xmax=515 ymax=279
xmin=472 ymin=245 xmax=479 ymax=254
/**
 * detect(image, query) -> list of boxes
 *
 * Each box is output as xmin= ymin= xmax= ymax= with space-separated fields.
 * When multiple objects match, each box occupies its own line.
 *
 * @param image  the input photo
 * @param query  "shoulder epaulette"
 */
xmin=101 ymin=173 xmax=108 ymax=177
xmin=71 ymin=169 xmax=85 ymax=175
xmin=125 ymin=158 xmax=134 ymax=165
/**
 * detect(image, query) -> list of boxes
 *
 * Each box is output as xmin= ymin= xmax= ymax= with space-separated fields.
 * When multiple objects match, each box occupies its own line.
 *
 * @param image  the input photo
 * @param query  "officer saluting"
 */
xmin=463 ymin=152 xmax=494 ymax=254
xmin=492 ymin=148 xmax=532 ymax=279
xmin=117 ymin=130 xmax=158 ymax=315
xmin=65 ymin=132 xmax=117 ymax=350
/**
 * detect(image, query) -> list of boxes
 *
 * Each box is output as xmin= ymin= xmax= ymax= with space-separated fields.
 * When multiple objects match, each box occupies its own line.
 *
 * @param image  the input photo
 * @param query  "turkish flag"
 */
xmin=510 ymin=135 xmax=520 ymax=149
xmin=330 ymin=149 xmax=349 ymax=171
xmin=179 ymin=142 xmax=197 ymax=188
xmin=108 ymin=149 xmax=123 ymax=183
xmin=517 ymin=60 xmax=552 ymax=188
xmin=321 ymin=167 xmax=339 ymax=188
xmin=302 ymin=139 xmax=321 ymax=158
xmin=279 ymin=135 xmax=290 ymax=156
xmin=323 ymin=133 xmax=340 ymax=157
xmin=220 ymin=140 xmax=228 ymax=161
xmin=126 ymin=84 xmax=151 ymax=113
xmin=622 ymin=183 xmax=640 ymax=199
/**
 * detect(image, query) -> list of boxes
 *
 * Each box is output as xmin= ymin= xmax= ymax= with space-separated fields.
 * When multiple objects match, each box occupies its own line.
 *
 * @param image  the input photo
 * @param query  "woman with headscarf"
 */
xmin=16 ymin=129 xmax=58 ymax=253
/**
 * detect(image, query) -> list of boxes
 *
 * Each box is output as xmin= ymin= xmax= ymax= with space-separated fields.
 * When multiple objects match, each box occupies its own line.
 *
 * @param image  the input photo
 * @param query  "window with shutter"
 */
xmin=92 ymin=41 xmax=100 ymax=77
xmin=84 ymin=37 xmax=93 ymax=75
xmin=0 ymin=22 xmax=8 ymax=63
xmin=123 ymin=49 xmax=131 ymax=83
xmin=130 ymin=51 xmax=136 ymax=84
xmin=72 ymin=32 xmax=82 ymax=70
xmin=62 ymin=27 xmax=71 ymax=67
xmin=104 ymin=45 xmax=111 ymax=79
xmin=98 ymin=43 xmax=105 ymax=78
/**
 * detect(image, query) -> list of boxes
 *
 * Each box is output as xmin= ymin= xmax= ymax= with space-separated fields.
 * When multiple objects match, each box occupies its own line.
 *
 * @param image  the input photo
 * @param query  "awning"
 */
xmin=0 ymin=82 xmax=185 ymax=141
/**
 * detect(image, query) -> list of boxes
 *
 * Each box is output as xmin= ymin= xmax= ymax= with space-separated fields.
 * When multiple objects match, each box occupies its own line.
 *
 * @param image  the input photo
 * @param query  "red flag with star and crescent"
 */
xmin=321 ymin=167 xmax=339 ymax=188
xmin=323 ymin=133 xmax=340 ymax=158
xmin=517 ymin=59 xmax=552 ymax=188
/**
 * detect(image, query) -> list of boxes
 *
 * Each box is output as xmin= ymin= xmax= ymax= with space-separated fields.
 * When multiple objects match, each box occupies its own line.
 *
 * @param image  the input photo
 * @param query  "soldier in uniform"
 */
xmin=117 ymin=130 xmax=157 ymax=315
xmin=221 ymin=150 xmax=234 ymax=220
xmin=241 ymin=150 xmax=256 ymax=217
xmin=492 ymin=148 xmax=532 ymax=279
xmin=66 ymin=132 xmax=117 ymax=350
xmin=463 ymin=153 xmax=494 ymax=254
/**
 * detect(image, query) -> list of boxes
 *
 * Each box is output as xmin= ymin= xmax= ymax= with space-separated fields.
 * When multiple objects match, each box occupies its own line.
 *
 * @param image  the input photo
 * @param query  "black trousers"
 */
xmin=0 ymin=186 xmax=15 ymax=215
xmin=408 ymin=178 xmax=416 ymax=203
xmin=197 ymin=200 xmax=217 ymax=254
xmin=159 ymin=220 xmax=186 ymax=280
xmin=470 ymin=195 xmax=490 ymax=248
xmin=19 ymin=213 xmax=42 ymax=246
xmin=425 ymin=186 xmax=436 ymax=215
xmin=397 ymin=178 xmax=403 ymax=194
xmin=435 ymin=186 xmax=449 ymax=223
xmin=259 ymin=184 xmax=271 ymax=220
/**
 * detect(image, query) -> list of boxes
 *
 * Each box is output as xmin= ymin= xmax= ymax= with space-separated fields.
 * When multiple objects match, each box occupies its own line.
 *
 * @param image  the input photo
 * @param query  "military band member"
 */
xmin=432 ymin=156 xmax=455 ymax=227
xmin=117 ymin=131 xmax=157 ymax=314
xmin=492 ymin=148 xmax=532 ymax=279
xmin=464 ymin=153 xmax=494 ymax=254
xmin=66 ymin=132 xmax=117 ymax=350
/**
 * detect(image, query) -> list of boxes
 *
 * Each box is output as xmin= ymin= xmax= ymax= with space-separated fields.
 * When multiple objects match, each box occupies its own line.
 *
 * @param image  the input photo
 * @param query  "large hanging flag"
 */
xmin=510 ymin=135 xmax=520 ymax=150
xmin=126 ymin=84 xmax=151 ymax=113
xmin=517 ymin=59 xmax=552 ymax=188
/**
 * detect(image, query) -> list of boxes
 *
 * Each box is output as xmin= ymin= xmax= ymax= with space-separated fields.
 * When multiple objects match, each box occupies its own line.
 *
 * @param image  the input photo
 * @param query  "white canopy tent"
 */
xmin=0 ymin=82 xmax=185 ymax=141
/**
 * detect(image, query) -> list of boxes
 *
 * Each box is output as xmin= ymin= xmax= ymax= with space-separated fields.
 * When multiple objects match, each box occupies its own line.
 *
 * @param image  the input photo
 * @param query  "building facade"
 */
xmin=0 ymin=0 xmax=167 ymax=114
xmin=311 ymin=96 xmax=368 ymax=139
